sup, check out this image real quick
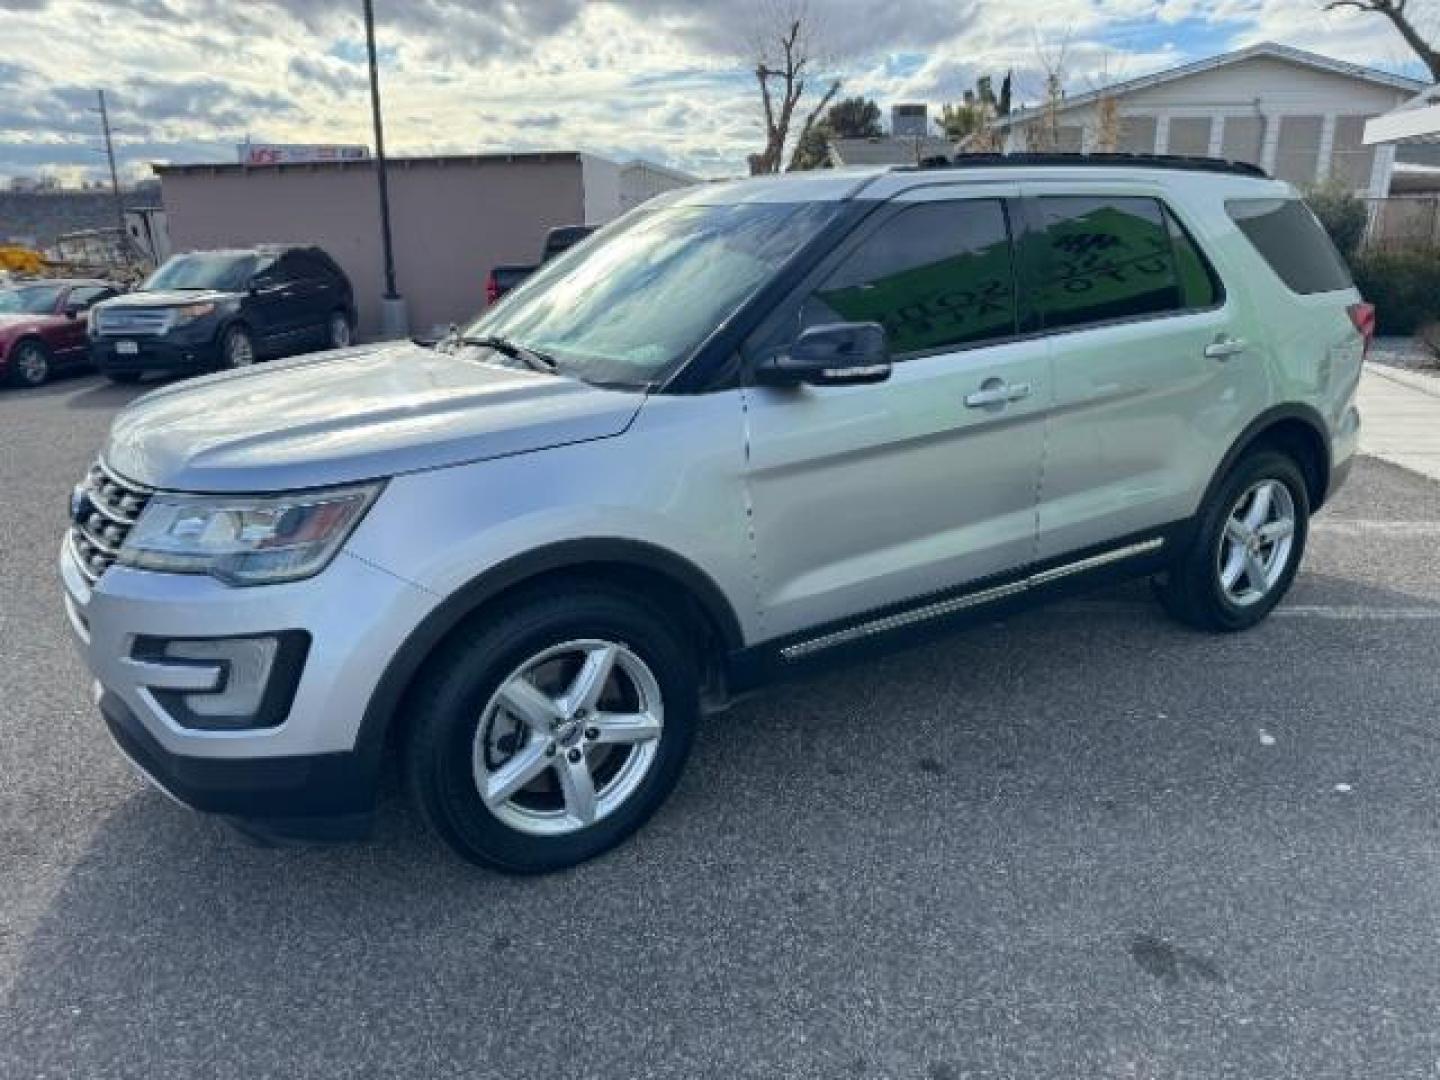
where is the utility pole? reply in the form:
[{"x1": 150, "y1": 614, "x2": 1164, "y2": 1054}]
[
  {"x1": 363, "y1": 0, "x2": 407, "y2": 338},
  {"x1": 96, "y1": 90, "x2": 129, "y2": 261}
]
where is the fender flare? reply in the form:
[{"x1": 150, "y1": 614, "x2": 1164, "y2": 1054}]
[
  {"x1": 351, "y1": 538, "x2": 744, "y2": 766},
  {"x1": 1200, "y1": 402, "x2": 1333, "y2": 513}
]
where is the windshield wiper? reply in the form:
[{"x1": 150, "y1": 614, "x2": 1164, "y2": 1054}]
[{"x1": 457, "y1": 335, "x2": 558, "y2": 374}]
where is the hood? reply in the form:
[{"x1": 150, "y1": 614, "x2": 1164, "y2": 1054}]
[
  {"x1": 101, "y1": 289, "x2": 237, "y2": 309},
  {"x1": 105, "y1": 341, "x2": 646, "y2": 492}
]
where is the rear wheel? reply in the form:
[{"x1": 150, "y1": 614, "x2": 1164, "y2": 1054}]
[
  {"x1": 326, "y1": 310, "x2": 352, "y2": 350},
  {"x1": 1153, "y1": 450, "x2": 1309, "y2": 632},
  {"x1": 406, "y1": 586, "x2": 698, "y2": 873},
  {"x1": 221, "y1": 325, "x2": 256, "y2": 369},
  {"x1": 7, "y1": 340, "x2": 50, "y2": 388}
]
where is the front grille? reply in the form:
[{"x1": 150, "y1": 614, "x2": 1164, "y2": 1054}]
[
  {"x1": 95, "y1": 307, "x2": 171, "y2": 336},
  {"x1": 69, "y1": 461, "x2": 153, "y2": 583}
]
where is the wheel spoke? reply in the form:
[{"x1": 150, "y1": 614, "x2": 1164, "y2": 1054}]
[
  {"x1": 590, "y1": 710, "x2": 662, "y2": 746},
  {"x1": 497, "y1": 676, "x2": 561, "y2": 733},
  {"x1": 561, "y1": 643, "x2": 617, "y2": 715},
  {"x1": 481, "y1": 742, "x2": 552, "y2": 807},
  {"x1": 1257, "y1": 519, "x2": 1294, "y2": 544},
  {"x1": 1244, "y1": 548, "x2": 1269, "y2": 592},
  {"x1": 1225, "y1": 517, "x2": 1253, "y2": 546},
  {"x1": 1244, "y1": 482, "x2": 1275, "y2": 530},
  {"x1": 1220, "y1": 546, "x2": 1246, "y2": 591},
  {"x1": 557, "y1": 755, "x2": 598, "y2": 824}
]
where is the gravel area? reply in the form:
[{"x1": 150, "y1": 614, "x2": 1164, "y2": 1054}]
[{"x1": 1368, "y1": 335, "x2": 1439, "y2": 376}]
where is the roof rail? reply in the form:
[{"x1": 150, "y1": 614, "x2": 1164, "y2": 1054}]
[{"x1": 902, "y1": 152, "x2": 1269, "y2": 179}]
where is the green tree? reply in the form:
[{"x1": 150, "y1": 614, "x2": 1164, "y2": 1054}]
[
  {"x1": 826, "y1": 96, "x2": 883, "y2": 139},
  {"x1": 935, "y1": 72, "x2": 1012, "y2": 147}
]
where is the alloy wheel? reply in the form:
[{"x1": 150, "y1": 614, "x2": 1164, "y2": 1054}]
[
  {"x1": 1216, "y1": 479, "x2": 1296, "y2": 607},
  {"x1": 226, "y1": 329, "x2": 255, "y2": 367},
  {"x1": 14, "y1": 343, "x2": 48, "y2": 386},
  {"x1": 472, "y1": 639, "x2": 664, "y2": 837}
]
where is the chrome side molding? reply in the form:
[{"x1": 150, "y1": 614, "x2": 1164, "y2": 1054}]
[{"x1": 780, "y1": 537, "x2": 1165, "y2": 661}]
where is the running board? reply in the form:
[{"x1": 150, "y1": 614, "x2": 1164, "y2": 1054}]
[{"x1": 779, "y1": 537, "x2": 1165, "y2": 661}]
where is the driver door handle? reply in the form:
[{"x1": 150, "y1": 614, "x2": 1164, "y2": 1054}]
[
  {"x1": 965, "y1": 381, "x2": 1032, "y2": 408},
  {"x1": 1204, "y1": 337, "x2": 1248, "y2": 361}
]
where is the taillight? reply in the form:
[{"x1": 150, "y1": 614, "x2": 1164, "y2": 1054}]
[
  {"x1": 1348, "y1": 301, "x2": 1376, "y2": 359},
  {"x1": 485, "y1": 272, "x2": 500, "y2": 306}
]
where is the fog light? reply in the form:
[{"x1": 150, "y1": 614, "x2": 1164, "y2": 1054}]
[
  {"x1": 133, "y1": 631, "x2": 310, "y2": 731},
  {"x1": 165, "y1": 637, "x2": 278, "y2": 719}
]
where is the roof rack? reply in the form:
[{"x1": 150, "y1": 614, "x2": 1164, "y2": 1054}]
[{"x1": 903, "y1": 152, "x2": 1269, "y2": 179}]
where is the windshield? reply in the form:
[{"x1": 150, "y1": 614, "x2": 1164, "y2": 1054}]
[
  {"x1": 0, "y1": 284, "x2": 63, "y2": 314},
  {"x1": 143, "y1": 252, "x2": 261, "y2": 292},
  {"x1": 462, "y1": 201, "x2": 841, "y2": 387}
]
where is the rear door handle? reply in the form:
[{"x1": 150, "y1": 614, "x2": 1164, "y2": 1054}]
[
  {"x1": 965, "y1": 381, "x2": 1032, "y2": 408},
  {"x1": 1204, "y1": 338, "x2": 1248, "y2": 360}
]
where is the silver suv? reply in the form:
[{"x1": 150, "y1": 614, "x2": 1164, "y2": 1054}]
[{"x1": 61, "y1": 158, "x2": 1370, "y2": 872}]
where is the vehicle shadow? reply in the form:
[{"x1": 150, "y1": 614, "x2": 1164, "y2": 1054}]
[{"x1": 5, "y1": 572, "x2": 1440, "y2": 1076}]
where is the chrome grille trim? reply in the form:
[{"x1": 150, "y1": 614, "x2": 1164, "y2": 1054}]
[
  {"x1": 95, "y1": 307, "x2": 172, "y2": 336},
  {"x1": 69, "y1": 459, "x2": 154, "y2": 582}
]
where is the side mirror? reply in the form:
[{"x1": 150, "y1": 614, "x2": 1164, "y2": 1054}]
[
  {"x1": 63, "y1": 303, "x2": 83, "y2": 320},
  {"x1": 756, "y1": 322, "x2": 891, "y2": 387}
]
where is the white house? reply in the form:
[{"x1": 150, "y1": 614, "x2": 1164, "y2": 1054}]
[{"x1": 995, "y1": 42, "x2": 1426, "y2": 197}]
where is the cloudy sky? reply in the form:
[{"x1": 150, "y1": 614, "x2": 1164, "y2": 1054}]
[{"x1": 0, "y1": 0, "x2": 1433, "y2": 184}]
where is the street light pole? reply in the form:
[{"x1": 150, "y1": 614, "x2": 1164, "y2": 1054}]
[{"x1": 363, "y1": 0, "x2": 407, "y2": 337}]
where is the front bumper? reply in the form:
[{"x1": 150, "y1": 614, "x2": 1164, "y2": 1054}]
[
  {"x1": 61, "y1": 538, "x2": 437, "y2": 827},
  {"x1": 90, "y1": 333, "x2": 222, "y2": 373}
]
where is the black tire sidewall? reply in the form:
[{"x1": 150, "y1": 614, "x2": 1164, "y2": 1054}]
[
  {"x1": 409, "y1": 590, "x2": 698, "y2": 873},
  {"x1": 328, "y1": 311, "x2": 351, "y2": 349},
  {"x1": 1184, "y1": 451, "x2": 1310, "y2": 631}
]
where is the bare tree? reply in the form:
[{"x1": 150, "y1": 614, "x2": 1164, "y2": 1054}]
[
  {"x1": 1325, "y1": 0, "x2": 1440, "y2": 81},
  {"x1": 745, "y1": 3, "x2": 842, "y2": 175},
  {"x1": 1026, "y1": 30, "x2": 1071, "y2": 152}
]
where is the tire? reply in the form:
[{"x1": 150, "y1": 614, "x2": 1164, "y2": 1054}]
[
  {"x1": 105, "y1": 371, "x2": 143, "y2": 385},
  {"x1": 6, "y1": 339, "x2": 50, "y2": 388},
  {"x1": 405, "y1": 585, "x2": 699, "y2": 873},
  {"x1": 1153, "y1": 449, "x2": 1310, "y2": 632},
  {"x1": 326, "y1": 310, "x2": 353, "y2": 350},
  {"x1": 220, "y1": 325, "x2": 256, "y2": 369}
]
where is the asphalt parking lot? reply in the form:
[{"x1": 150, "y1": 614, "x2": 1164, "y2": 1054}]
[{"x1": 3, "y1": 370, "x2": 1440, "y2": 1080}]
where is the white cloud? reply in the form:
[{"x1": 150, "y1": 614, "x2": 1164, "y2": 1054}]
[{"x1": 0, "y1": 0, "x2": 1430, "y2": 184}]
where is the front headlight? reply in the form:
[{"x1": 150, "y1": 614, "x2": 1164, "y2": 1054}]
[
  {"x1": 118, "y1": 482, "x2": 382, "y2": 585},
  {"x1": 169, "y1": 302, "x2": 217, "y2": 328}
]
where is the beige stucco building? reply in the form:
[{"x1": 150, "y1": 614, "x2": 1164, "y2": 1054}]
[{"x1": 155, "y1": 152, "x2": 694, "y2": 339}]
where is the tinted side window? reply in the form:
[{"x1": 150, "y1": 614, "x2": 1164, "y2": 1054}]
[
  {"x1": 1164, "y1": 206, "x2": 1223, "y2": 309},
  {"x1": 1227, "y1": 198, "x2": 1353, "y2": 295},
  {"x1": 1027, "y1": 196, "x2": 1183, "y2": 331},
  {"x1": 802, "y1": 200, "x2": 1017, "y2": 355}
]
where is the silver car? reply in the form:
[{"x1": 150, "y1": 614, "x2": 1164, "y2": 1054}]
[{"x1": 61, "y1": 158, "x2": 1369, "y2": 871}]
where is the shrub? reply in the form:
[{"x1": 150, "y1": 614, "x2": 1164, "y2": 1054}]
[
  {"x1": 1350, "y1": 248, "x2": 1440, "y2": 336},
  {"x1": 1303, "y1": 180, "x2": 1370, "y2": 261}
]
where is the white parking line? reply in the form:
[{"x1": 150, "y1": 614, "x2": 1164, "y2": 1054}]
[
  {"x1": 1050, "y1": 600, "x2": 1440, "y2": 620},
  {"x1": 1312, "y1": 520, "x2": 1440, "y2": 537}
]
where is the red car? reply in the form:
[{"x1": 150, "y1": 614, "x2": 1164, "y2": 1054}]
[{"x1": 0, "y1": 279, "x2": 122, "y2": 388}]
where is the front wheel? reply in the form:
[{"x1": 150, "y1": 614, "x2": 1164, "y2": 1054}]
[
  {"x1": 406, "y1": 586, "x2": 698, "y2": 873},
  {"x1": 220, "y1": 325, "x2": 256, "y2": 369},
  {"x1": 7, "y1": 340, "x2": 50, "y2": 388},
  {"x1": 1153, "y1": 450, "x2": 1310, "y2": 632}
]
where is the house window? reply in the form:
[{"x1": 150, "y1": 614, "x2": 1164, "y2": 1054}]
[
  {"x1": 1330, "y1": 115, "x2": 1378, "y2": 191},
  {"x1": 1167, "y1": 117, "x2": 1212, "y2": 158},
  {"x1": 1274, "y1": 115, "x2": 1324, "y2": 184},
  {"x1": 1221, "y1": 116, "x2": 1266, "y2": 166}
]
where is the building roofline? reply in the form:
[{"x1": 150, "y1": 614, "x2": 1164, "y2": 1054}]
[
  {"x1": 994, "y1": 41, "x2": 1426, "y2": 129},
  {"x1": 151, "y1": 151, "x2": 584, "y2": 176}
]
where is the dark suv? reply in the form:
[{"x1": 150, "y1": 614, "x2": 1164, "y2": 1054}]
[{"x1": 90, "y1": 245, "x2": 356, "y2": 383}]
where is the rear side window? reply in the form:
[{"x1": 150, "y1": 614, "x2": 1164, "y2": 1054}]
[
  {"x1": 803, "y1": 199, "x2": 1018, "y2": 355},
  {"x1": 1027, "y1": 196, "x2": 1198, "y2": 331},
  {"x1": 1226, "y1": 198, "x2": 1353, "y2": 295}
]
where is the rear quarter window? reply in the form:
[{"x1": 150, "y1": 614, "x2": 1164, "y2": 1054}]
[{"x1": 1226, "y1": 198, "x2": 1354, "y2": 295}]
